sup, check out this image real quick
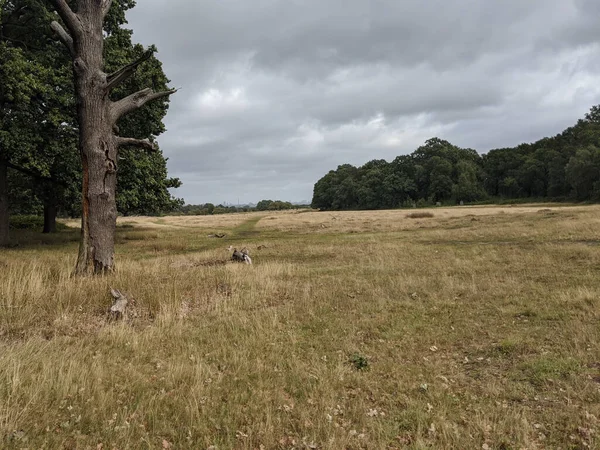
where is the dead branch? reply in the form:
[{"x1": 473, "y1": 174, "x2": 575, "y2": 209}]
[
  {"x1": 101, "y1": 0, "x2": 112, "y2": 18},
  {"x1": 50, "y1": 21, "x2": 74, "y2": 55},
  {"x1": 108, "y1": 288, "x2": 128, "y2": 320},
  {"x1": 106, "y1": 49, "x2": 154, "y2": 91},
  {"x1": 115, "y1": 136, "x2": 156, "y2": 151},
  {"x1": 50, "y1": 0, "x2": 81, "y2": 36},
  {"x1": 111, "y1": 87, "x2": 177, "y2": 122}
]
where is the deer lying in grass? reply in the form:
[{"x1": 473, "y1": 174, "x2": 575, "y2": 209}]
[{"x1": 231, "y1": 247, "x2": 252, "y2": 264}]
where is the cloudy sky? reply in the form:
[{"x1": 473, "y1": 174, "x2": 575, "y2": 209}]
[{"x1": 127, "y1": 0, "x2": 600, "y2": 205}]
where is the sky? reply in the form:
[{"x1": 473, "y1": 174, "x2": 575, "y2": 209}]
[{"x1": 127, "y1": 0, "x2": 600, "y2": 205}]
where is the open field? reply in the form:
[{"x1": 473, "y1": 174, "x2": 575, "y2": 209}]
[{"x1": 1, "y1": 204, "x2": 599, "y2": 449}]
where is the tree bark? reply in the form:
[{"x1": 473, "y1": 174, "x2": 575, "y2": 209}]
[
  {"x1": 43, "y1": 197, "x2": 58, "y2": 234},
  {"x1": 74, "y1": 17, "x2": 117, "y2": 274},
  {"x1": 50, "y1": 0, "x2": 176, "y2": 275},
  {"x1": 0, "y1": 160, "x2": 10, "y2": 247},
  {"x1": 51, "y1": 0, "x2": 117, "y2": 274}
]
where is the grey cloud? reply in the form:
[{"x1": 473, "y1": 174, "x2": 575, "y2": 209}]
[{"x1": 126, "y1": 0, "x2": 600, "y2": 204}]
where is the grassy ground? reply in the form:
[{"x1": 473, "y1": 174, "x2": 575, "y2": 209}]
[{"x1": 1, "y1": 205, "x2": 599, "y2": 449}]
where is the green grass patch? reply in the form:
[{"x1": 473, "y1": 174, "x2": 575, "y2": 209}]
[{"x1": 517, "y1": 356, "x2": 581, "y2": 386}]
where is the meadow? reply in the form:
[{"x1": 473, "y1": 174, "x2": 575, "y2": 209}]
[{"x1": 1, "y1": 204, "x2": 599, "y2": 449}]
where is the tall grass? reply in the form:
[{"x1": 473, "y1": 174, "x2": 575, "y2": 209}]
[{"x1": 0, "y1": 204, "x2": 599, "y2": 448}]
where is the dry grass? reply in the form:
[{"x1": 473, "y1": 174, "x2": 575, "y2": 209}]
[
  {"x1": 406, "y1": 212, "x2": 435, "y2": 219},
  {"x1": 1, "y1": 205, "x2": 599, "y2": 449},
  {"x1": 62, "y1": 211, "x2": 265, "y2": 231}
]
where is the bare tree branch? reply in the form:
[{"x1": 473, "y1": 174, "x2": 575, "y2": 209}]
[
  {"x1": 115, "y1": 136, "x2": 156, "y2": 151},
  {"x1": 50, "y1": 21, "x2": 74, "y2": 55},
  {"x1": 110, "y1": 87, "x2": 177, "y2": 122},
  {"x1": 106, "y1": 49, "x2": 154, "y2": 92},
  {"x1": 102, "y1": 0, "x2": 113, "y2": 18},
  {"x1": 50, "y1": 0, "x2": 81, "y2": 36}
]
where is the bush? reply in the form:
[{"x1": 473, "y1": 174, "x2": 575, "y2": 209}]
[{"x1": 406, "y1": 212, "x2": 434, "y2": 219}]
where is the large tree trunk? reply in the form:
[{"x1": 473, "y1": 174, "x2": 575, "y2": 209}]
[
  {"x1": 0, "y1": 160, "x2": 9, "y2": 247},
  {"x1": 50, "y1": 0, "x2": 176, "y2": 275},
  {"x1": 69, "y1": 2, "x2": 117, "y2": 274},
  {"x1": 42, "y1": 197, "x2": 58, "y2": 234}
]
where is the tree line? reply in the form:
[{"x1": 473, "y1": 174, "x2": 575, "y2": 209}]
[
  {"x1": 1, "y1": 0, "x2": 182, "y2": 252},
  {"x1": 175, "y1": 200, "x2": 307, "y2": 216},
  {"x1": 312, "y1": 106, "x2": 600, "y2": 210}
]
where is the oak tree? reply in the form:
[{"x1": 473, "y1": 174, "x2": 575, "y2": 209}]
[{"x1": 50, "y1": 0, "x2": 176, "y2": 274}]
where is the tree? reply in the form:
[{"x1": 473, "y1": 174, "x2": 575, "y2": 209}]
[
  {"x1": 104, "y1": 21, "x2": 183, "y2": 217},
  {"x1": 49, "y1": 0, "x2": 176, "y2": 274},
  {"x1": 566, "y1": 146, "x2": 600, "y2": 200},
  {"x1": 310, "y1": 105, "x2": 600, "y2": 209},
  {"x1": 452, "y1": 160, "x2": 486, "y2": 202},
  {"x1": 311, "y1": 172, "x2": 336, "y2": 210},
  {"x1": 1, "y1": 0, "x2": 79, "y2": 238},
  {"x1": 427, "y1": 156, "x2": 453, "y2": 201},
  {"x1": 0, "y1": 31, "x2": 47, "y2": 245},
  {"x1": 256, "y1": 199, "x2": 273, "y2": 211}
]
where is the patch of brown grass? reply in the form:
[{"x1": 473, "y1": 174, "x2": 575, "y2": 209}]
[
  {"x1": 406, "y1": 211, "x2": 435, "y2": 219},
  {"x1": 1, "y1": 205, "x2": 599, "y2": 449}
]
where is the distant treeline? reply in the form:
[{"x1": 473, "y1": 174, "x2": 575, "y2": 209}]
[
  {"x1": 174, "y1": 199, "x2": 309, "y2": 215},
  {"x1": 312, "y1": 105, "x2": 600, "y2": 210}
]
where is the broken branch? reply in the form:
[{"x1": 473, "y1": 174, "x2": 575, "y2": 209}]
[
  {"x1": 108, "y1": 288, "x2": 128, "y2": 320},
  {"x1": 115, "y1": 136, "x2": 156, "y2": 151},
  {"x1": 50, "y1": 21, "x2": 74, "y2": 55},
  {"x1": 110, "y1": 88, "x2": 177, "y2": 122},
  {"x1": 50, "y1": 0, "x2": 81, "y2": 36},
  {"x1": 102, "y1": 0, "x2": 113, "y2": 18},
  {"x1": 106, "y1": 49, "x2": 154, "y2": 91}
]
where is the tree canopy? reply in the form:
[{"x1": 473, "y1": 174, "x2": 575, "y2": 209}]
[
  {"x1": 312, "y1": 106, "x2": 600, "y2": 210},
  {"x1": 0, "y1": 0, "x2": 181, "y2": 245}
]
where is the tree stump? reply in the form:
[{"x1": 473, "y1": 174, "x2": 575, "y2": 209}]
[{"x1": 108, "y1": 288, "x2": 129, "y2": 320}]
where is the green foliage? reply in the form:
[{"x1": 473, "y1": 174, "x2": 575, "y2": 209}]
[
  {"x1": 174, "y1": 200, "x2": 305, "y2": 215},
  {"x1": 9, "y1": 215, "x2": 68, "y2": 231},
  {"x1": 312, "y1": 139, "x2": 487, "y2": 210},
  {"x1": 348, "y1": 353, "x2": 370, "y2": 371},
  {"x1": 117, "y1": 146, "x2": 183, "y2": 215},
  {"x1": 565, "y1": 145, "x2": 600, "y2": 200},
  {"x1": 256, "y1": 200, "x2": 294, "y2": 211},
  {"x1": 0, "y1": 0, "x2": 182, "y2": 223},
  {"x1": 517, "y1": 356, "x2": 580, "y2": 387},
  {"x1": 312, "y1": 106, "x2": 600, "y2": 210}
]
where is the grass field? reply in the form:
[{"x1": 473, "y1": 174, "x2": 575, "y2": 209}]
[{"x1": 1, "y1": 205, "x2": 599, "y2": 449}]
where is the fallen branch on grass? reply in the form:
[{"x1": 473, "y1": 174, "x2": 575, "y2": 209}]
[{"x1": 108, "y1": 288, "x2": 129, "y2": 320}]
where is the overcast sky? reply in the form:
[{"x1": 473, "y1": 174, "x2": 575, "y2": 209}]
[{"x1": 127, "y1": 0, "x2": 600, "y2": 205}]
